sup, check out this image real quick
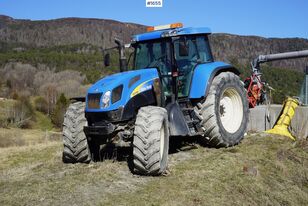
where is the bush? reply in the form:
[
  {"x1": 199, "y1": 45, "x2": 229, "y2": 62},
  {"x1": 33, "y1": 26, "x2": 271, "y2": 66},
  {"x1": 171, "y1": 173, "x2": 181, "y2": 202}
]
[
  {"x1": 12, "y1": 96, "x2": 35, "y2": 128},
  {"x1": 51, "y1": 93, "x2": 69, "y2": 128},
  {"x1": 34, "y1": 96, "x2": 48, "y2": 114},
  {"x1": 6, "y1": 79, "x2": 12, "y2": 89},
  {"x1": 11, "y1": 90, "x2": 19, "y2": 100}
]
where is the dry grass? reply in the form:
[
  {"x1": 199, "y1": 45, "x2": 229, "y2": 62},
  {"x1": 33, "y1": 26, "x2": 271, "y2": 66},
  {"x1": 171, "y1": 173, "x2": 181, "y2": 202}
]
[
  {"x1": 101, "y1": 134, "x2": 308, "y2": 206},
  {"x1": 0, "y1": 128, "x2": 61, "y2": 147},
  {"x1": 0, "y1": 141, "x2": 152, "y2": 206},
  {"x1": 0, "y1": 133, "x2": 307, "y2": 206}
]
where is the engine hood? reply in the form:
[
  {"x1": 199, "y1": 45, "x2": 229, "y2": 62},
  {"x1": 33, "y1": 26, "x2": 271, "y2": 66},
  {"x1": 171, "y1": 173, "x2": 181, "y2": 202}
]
[{"x1": 86, "y1": 68, "x2": 159, "y2": 112}]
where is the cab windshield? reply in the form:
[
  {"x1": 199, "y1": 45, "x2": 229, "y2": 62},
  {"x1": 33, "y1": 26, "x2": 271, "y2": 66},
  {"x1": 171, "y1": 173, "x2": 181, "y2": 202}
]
[
  {"x1": 133, "y1": 39, "x2": 171, "y2": 76},
  {"x1": 133, "y1": 40, "x2": 172, "y2": 97}
]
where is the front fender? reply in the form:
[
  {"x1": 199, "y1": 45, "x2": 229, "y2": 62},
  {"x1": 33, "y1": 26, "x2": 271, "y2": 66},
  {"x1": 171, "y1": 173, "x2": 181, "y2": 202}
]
[{"x1": 189, "y1": 61, "x2": 240, "y2": 99}]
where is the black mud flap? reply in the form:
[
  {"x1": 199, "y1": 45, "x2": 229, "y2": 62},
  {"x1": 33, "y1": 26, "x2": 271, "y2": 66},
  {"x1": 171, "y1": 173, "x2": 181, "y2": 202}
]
[{"x1": 166, "y1": 102, "x2": 190, "y2": 136}]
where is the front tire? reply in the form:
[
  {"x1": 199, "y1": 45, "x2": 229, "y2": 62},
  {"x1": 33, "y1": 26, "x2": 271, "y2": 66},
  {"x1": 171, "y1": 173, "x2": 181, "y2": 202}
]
[
  {"x1": 198, "y1": 72, "x2": 249, "y2": 147},
  {"x1": 62, "y1": 102, "x2": 91, "y2": 163},
  {"x1": 133, "y1": 106, "x2": 169, "y2": 175}
]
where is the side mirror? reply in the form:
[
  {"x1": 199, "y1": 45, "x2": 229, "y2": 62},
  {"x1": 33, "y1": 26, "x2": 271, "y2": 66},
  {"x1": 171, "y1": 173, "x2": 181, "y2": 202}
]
[
  {"x1": 104, "y1": 53, "x2": 110, "y2": 67},
  {"x1": 179, "y1": 38, "x2": 189, "y2": 57}
]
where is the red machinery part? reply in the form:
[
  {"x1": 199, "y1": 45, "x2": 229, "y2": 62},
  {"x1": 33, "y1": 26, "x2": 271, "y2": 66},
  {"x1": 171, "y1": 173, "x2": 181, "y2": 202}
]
[{"x1": 244, "y1": 76, "x2": 262, "y2": 108}]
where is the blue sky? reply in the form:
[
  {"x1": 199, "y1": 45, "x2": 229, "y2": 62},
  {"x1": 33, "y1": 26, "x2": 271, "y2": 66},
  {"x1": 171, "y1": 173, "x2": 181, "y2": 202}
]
[{"x1": 0, "y1": 0, "x2": 307, "y2": 38}]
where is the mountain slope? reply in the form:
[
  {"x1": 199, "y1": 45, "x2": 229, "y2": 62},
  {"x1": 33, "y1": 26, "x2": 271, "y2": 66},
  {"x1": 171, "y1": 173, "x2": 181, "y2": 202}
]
[
  {"x1": 1, "y1": 15, "x2": 308, "y2": 71},
  {"x1": 0, "y1": 15, "x2": 146, "y2": 48},
  {"x1": 210, "y1": 33, "x2": 308, "y2": 71}
]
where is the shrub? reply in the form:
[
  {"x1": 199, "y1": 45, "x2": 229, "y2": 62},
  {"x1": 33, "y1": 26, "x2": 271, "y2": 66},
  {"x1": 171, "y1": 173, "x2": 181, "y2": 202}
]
[
  {"x1": 5, "y1": 96, "x2": 35, "y2": 128},
  {"x1": 51, "y1": 93, "x2": 69, "y2": 128},
  {"x1": 11, "y1": 90, "x2": 19, "y2": 100},
  {"x1": 34, "y1": 96, "x2": 48, "y2": 114}
]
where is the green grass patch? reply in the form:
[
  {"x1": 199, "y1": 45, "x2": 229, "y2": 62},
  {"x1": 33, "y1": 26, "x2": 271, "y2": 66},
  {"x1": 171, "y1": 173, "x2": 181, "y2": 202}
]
[{"x1": 32, "y1": 111, "x2": 54, "y2": 131}]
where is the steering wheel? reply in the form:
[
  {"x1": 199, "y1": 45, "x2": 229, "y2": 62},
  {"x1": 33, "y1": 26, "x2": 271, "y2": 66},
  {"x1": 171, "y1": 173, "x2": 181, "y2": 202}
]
[{"x1": 146, "y1": 55, "x2": 167, "y2": 68}]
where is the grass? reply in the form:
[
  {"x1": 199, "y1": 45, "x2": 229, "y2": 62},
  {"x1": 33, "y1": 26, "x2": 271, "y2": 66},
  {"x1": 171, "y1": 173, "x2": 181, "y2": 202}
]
[
  {"x1": 0, "y1": 98, "x2": 55, "y2": 131},
  {"x1": 0, "y1": 141, "x2": 147, "y2": 206},
  {"x1": 0, "y1": 133, "x2": 307, "y2": 206},
  {"x1": 101, "y1": 134, "x2": 308, "y2": 206},
  {"x1": 0, "y1": 99, "x2": 16, "y2": 126},
  {"x1": 32, "y1": 111, "x2": 54, "y2": 131},
  {"x1": 0, "y1": 128, "x2": 61, "y2": 147}
]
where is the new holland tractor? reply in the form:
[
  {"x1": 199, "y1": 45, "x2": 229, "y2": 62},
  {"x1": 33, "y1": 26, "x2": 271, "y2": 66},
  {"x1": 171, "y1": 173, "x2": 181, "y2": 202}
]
[{"x1": 62, "y1": 23, "x2": 249, "y2": 175}]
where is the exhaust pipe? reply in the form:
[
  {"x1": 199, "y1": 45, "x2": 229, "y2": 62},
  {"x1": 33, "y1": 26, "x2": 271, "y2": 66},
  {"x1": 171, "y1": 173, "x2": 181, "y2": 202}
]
[{"x1": 114, "y1": 38, "x2": 127, "y2": 72}]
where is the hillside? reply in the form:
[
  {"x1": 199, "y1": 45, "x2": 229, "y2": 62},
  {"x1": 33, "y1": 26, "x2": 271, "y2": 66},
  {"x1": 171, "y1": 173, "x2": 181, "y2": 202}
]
[
  {"x1": 1, "y1": 15, "x2": 308, "y2": 71},
  {"x1": 210, "y1": 34, "x2": 308, "y2": 71},
  {"x1": 0, "y1": 15, "x2": 146, "y2": 48}
]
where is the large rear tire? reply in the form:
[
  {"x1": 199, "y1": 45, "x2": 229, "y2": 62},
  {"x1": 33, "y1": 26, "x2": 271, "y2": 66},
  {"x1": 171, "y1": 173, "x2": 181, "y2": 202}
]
[
  {"x1": 62, "y1": 102, "x2": 91, "y2": 163},
  {"x1": 133, "y1": 106, "x2": 169, "y2": 176},
  {"x1": 198, "y1": 72, "x2": 249, "y2": 147}
]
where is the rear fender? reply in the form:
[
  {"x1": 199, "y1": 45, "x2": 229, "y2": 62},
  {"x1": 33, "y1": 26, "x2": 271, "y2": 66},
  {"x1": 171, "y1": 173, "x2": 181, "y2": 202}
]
[{"x1": 189, "y1": 62, "x2": 240, "y2": 99}]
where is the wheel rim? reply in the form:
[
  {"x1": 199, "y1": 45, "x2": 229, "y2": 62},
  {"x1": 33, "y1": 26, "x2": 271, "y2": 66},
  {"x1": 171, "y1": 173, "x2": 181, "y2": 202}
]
[
  {"x1": 160, "y1": 124, "x2": 165, "y2": 159},
  {"x1": 219, "y1": 88, "x2": 243, "y2": 133}
]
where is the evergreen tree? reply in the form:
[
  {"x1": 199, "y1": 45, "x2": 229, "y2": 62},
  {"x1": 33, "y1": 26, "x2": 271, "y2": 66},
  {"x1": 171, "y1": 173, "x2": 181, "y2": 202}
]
[{"x1": 51, "y1": 93, "x2": 69, "y2": 128}]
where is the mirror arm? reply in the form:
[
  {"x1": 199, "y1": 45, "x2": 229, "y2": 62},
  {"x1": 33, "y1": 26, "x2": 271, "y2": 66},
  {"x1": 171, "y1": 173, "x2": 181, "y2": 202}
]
[{"x1": 115, "y1": 38, "x2": 127, "y2": 72}]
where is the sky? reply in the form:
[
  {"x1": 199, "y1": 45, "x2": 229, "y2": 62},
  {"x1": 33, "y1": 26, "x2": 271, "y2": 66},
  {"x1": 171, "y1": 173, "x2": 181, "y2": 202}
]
[{"x1": 0, "y1": 0, "x2": 307, "y2": 38}]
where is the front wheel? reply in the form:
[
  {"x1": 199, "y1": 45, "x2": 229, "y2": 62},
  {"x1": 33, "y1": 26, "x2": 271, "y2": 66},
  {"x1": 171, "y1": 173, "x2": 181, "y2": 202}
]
[
  {"x1": 62, "y1": 102, "x2": 91, "y2": 163},
  {"x1": 133, "y1": 106, "x2": 169, "y2": 176},
  {"x1": 198, "y1": 72, "x2": 249, "y2": 147}
]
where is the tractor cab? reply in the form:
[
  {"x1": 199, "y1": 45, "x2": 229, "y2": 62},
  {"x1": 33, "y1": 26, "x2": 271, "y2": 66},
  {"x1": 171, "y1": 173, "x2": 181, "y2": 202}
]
[{"x1": 131, "y1": 23, "x2": 214, "y2": 102}]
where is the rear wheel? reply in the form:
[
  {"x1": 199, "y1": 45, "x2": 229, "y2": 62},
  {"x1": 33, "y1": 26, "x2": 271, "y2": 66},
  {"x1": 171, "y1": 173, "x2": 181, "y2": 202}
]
[
  {"x1": 198, "y1": 72, "x2": 249, "y2": 147},
  {"x1": 133, "y1": 106, "x2": 169, "y2": 175},
  {"x1": 62, "y1": 102, "x2": 91, "y2": 163}
]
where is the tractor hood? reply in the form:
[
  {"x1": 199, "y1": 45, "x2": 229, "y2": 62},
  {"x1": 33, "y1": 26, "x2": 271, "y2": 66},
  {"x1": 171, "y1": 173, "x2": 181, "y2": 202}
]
[{"x1": 86, "y1": 68, "x2": 159, "y2": 112}]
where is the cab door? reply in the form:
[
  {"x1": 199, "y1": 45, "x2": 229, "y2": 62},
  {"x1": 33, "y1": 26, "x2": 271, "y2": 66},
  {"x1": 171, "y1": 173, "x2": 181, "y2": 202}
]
[
  {"x1": 134, "y1": 40, "x2": 173, "y2": 101},
  {"x1": 173, "y1": 35, "x2": 213, "y2": 97}
]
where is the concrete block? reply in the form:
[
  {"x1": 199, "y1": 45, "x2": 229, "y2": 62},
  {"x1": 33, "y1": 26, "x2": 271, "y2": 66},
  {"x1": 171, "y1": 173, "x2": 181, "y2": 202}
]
[{"x1": 248, "y1": 104, "x2": 308, "y2": 139}]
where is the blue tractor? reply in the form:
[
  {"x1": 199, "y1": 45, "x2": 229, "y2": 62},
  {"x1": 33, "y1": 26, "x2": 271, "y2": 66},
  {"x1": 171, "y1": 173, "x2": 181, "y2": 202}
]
[{"x1": 62, "y1": 23, "x2": 249, "y2": 175}]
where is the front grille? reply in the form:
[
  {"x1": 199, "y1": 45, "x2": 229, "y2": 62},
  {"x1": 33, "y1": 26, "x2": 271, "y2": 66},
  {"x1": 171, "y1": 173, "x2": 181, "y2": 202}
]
[{"x1": 87, "y1": 93, "x2": 102, "y2": 109}]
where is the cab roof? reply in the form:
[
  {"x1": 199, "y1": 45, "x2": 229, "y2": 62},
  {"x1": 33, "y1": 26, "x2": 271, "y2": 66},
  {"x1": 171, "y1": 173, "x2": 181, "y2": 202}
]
[{"x1": 132, "y1": 27, "x2": 211, "y2": 42}]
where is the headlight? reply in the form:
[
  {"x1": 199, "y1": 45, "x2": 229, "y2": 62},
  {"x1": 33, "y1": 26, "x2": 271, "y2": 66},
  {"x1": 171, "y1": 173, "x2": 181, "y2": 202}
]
[{"x1": 102, "y1": 91, "x2": 111, "y2": 108}]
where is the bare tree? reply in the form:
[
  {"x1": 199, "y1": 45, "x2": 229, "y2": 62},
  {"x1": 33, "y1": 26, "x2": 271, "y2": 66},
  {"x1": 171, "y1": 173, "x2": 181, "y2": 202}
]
[{"x1": 39, "y1": 83, "x2": 58, "y2": 115}]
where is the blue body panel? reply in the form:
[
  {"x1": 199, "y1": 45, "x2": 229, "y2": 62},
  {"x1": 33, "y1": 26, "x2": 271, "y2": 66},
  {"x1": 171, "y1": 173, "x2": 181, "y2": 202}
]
[
  {"x1": 85, "y1": 69, "x2": 159, "y2": 112},
  {"x1": 133, "y1": 27, "x2": 211, "y2": 42},
  {"x1": 189, "y1": 61, "x2": 232, "y2": 99}
]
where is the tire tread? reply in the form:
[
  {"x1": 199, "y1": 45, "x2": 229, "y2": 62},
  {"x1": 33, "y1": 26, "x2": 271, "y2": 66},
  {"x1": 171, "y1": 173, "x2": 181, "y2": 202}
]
[{"x1": 62, "y1": 102, "x2": 90, "y2": 163}]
